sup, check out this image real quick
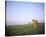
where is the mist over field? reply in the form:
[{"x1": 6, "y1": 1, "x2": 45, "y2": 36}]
[{"x1": 5, "y1": 1, "x2": 45, "y2": 36}]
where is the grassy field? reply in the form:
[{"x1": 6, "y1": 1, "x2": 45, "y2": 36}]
[{"x1": 5, "y1": 23, "x2": 45, "y2": 36}]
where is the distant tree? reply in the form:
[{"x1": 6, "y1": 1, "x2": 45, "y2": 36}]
[{"x1": 28, "y1": 22, "x2": 31, "y2": 24}]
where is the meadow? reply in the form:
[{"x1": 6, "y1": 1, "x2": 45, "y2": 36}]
[{"x1": 5, "y1": 23, "x2": 45, "y2": 36}]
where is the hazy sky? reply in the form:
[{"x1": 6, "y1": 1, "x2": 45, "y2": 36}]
[{"x1": 6, "y1": 1, "x2": 44, "y2": 26}]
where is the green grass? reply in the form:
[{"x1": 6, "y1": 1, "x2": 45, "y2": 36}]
[{"x1": 5, "y1": 23, "x2": 45, "y2": 36}]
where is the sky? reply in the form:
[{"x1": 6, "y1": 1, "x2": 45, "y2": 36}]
[{"x1": 6, "y1": 1, "x2": 45, "y2": 26}]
